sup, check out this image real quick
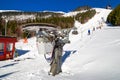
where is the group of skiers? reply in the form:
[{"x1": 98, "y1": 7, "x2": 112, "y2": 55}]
[{"x1": 36, "y1": 28, "x2": 70, "y2": 76}]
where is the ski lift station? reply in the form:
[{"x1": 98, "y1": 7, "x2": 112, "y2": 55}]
[{"x1": 0, "y1": 36, "x2": 17, "y2": 60}]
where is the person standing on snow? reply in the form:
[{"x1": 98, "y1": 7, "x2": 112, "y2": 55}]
[{"x1": 88, "y1": 29, "x2": 91, "y2": 35}]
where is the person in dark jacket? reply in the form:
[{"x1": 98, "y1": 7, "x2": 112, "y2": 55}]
[{"x1": 88, "y1": 29, "x2": 91, "y2": 35}]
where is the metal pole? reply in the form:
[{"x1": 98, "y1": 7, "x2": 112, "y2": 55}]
[{"x1": 5, "y1": 19, "x2": 8, "y2": 36}]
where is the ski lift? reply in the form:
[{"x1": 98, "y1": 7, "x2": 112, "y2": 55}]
[
  {"x1": 36, "y1": 27, "x2": 70, "y2": 63},
  {"x1": 0, "y1": 36, "x2": 17, "y2": 60},
  {"x1": 106, "y1": 4, "x2": 112, "y2": 9},
  {"x1": 106, "y1": 0, "x2": 112, "y2": 9}
]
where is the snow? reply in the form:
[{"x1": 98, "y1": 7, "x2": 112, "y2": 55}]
[
  {"x1": 1, "y1": 8, "x2": 120, "y2": 80},
  {"x1": 0, "y1": 10, "x2": 21, "y2": 12},
  {"x1": 42, "y1": 10, "x2": 65, "y2": 14},
  {"x1": 2, "y1": 14, "x2": 36, "y2": 21},
  {"x1": 63, "y1": 10, "x2": 87, "y2": 17},
  {"x1": 0, "y1": 10, "x2": 36, "y2": 21}
]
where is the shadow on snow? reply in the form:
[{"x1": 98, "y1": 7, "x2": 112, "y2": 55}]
[
  {"x1": 62, "y1": 50, "x2": 77, "y2": 64},
  {"x1": 0, "y1": 71, "x2": 19, "y2": 79},
  {"x1": 0, "y1": 63, "x2": 18, "y2": 69},
  {"x1": 15, "y1": 49, "x2": 30, "y2": 57}
]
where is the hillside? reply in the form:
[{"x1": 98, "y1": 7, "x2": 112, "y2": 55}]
[
  {"x1": 0, "y1": 8, "x2": 96, "y2": 38},
  {"x1": 1, "y1": 8, "x2": 120, "y2": 80}
]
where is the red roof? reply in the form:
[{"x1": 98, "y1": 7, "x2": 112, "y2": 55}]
[{"x1": 0, "y1": 36, "x2": 17, "y2": 42}]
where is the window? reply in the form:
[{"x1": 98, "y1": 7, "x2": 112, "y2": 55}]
[
  {"x1": 7, "y1": 43, "x2": 13, "y2": 51},
  {"x1": 0, "y1": 43, "x2": 4, "y2": 55},
  {"x1": 0, "y1": 43, "x2": 4, "y2": 51}
]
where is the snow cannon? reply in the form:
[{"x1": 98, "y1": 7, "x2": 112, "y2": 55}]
[{"x1": 0, "y1": 36, "x2": 17, "y2": 61}]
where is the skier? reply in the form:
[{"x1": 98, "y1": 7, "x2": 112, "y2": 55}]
[
  {"x1": 49, "y1": 33, "x2": 70, "y2": 76},
  {"x1": 93, "y1": 27, "x2": 95, "y2": 31},
  {"x1": 88, "y1": 29, "x2": 91, "y2": 35}
]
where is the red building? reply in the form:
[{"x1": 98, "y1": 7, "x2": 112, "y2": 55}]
[{"x1": 0, "y1": 36, "x2": 17, "y2": 60}]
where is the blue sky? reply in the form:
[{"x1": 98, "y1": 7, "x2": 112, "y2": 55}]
[{"x1": 0, "y1": 0, "x2": 120, "y2": 12}]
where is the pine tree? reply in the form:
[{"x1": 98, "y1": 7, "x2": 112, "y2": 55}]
[{"x1": 107, "y1": 4, "x2": 120, "y2": 26}]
